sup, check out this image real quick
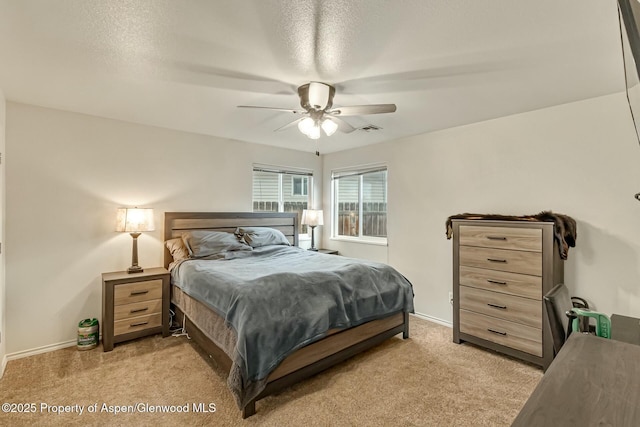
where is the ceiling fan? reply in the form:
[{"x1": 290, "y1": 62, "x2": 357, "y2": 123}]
[{"x1": 238, "y1": 81, "x2": 397, "y2": 139}]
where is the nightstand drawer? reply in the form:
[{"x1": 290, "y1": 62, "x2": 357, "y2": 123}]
[
  {"x1": 460, "y1": 309, "x2": 542, "y2": 357},
  {"x1": 459, "y1": 266, "x2": 541, "y2": 300},
  {"x1": 459, "y1": 225, "x2": 542, "y2": 252},
  {"x1": 459, "y1": 246, "x2": 542, "y2": 276},
  {"x1": 114, "y1": 280, "x2": 163, "y2": 305},
  {"x1": 114, "y1": 313, "x2": 162, "y2": 336},
  {"x1": 460, "y1": 286, "x2": 541, "y2": 328},
  {"x1": 114, "y1": 299, "x2": 163, "y2": 321}
]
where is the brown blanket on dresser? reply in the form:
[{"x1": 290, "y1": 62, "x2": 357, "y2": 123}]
[{"x1": 445, "y1": 211, "x2": 577, "y2": 260}]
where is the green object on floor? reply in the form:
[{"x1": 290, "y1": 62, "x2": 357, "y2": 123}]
[
  {"x1": 571, "y1": 308, "x2": 611, "y2": 339},
  {"x1": 77, "y1": 318, "x2": 99, "y2": 350}
]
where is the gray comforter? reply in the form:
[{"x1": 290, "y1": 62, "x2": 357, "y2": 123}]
[{"x1": 171, "y1": 245, "x2": 414, "y2": 407}]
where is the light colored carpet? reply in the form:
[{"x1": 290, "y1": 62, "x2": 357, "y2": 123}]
[{"x1": 0, "y1": 316, "x2": 542, "y2": 426}]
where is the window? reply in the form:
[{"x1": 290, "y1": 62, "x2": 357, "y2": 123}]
[
  {"x1": 291, "y1": 176, "x2": 308, "y2": 196},
  {"x1": 253, "y1": 166, "x2": 312, "y2": 234},
  {"x1": 332, "y1": 166, "x2": 387, "y2": 242}
]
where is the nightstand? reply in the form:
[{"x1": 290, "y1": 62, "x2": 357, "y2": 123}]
[
  {"x1": 102, "y1": 267, "x2": 170, "y2": 352},
  {"x1": 317, "y1": 249, "x2": 339, "y2": 255}
]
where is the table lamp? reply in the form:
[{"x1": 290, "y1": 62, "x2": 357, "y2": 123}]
[
  {"x1": 116, "y1": 207, "x2": 155, "y2": 273},
  {"x1": 301, "y1": 209, "x2": 323, "y2": 251}
]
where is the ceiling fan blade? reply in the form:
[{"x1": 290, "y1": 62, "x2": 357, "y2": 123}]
[
  {"x1": 273, "y1": 117, "x2": 306, "y2": 132},
  {"x1": 166, "y1": 60, "x2": 296, "y2": 94},
  {"x1": 328, "y1": 116, "x2": 356, "y2": 134},
  {"x1": 237, "y1": 105, "x2": 305, "y2": 114},
  {"x1": 328, "y1": 104, "x2": 397, "y2": 116}
]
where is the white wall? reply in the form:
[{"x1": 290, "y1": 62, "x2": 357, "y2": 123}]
[
  {"x1": 323, "y1": 92, "x2": 640, "y2": 323},
  {"x1": 7, "y1": 92, "x2": 640, "y2": 354},
  {"x1": 5, "y1": 103, "x2": 321, "y2": 355},
  {"x1": 0, "y1": 90, "x2": 6, "y2": 374}
]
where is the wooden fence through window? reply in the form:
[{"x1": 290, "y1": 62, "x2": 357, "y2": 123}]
[
  {"x1": 253, "y1": 201, "x2": 308, "y2": 233},
  {"x1": 338, "y1": 202, "x2": 387, "y2": 238}
]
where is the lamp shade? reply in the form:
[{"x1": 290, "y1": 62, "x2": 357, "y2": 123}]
[
  {"x1": 301, "y1": 209, "x2": 324, "y2": 227},
  {"x1": 307, "y1": 123, "x2": 321, "y2": 140},
  {"x1": 321, "y1": 118, "x2": 338, "y2": 136},
  {"x1": 298, "y1": 117, "x2": 315, "y2": 135},
  {"x1": 115, "y1": 208, "x2": 155, "y2": 232}
]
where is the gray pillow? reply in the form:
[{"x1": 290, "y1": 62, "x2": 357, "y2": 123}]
[
  {"x1": 182, "y1": 230, "x2": 252, "y2": 258},
  {"x1": 235, "y1": 227, "x2": 291, "y2": 248}
]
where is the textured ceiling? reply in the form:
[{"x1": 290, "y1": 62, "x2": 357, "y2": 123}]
[{"x1": 0, "y1": 0, "x2": 625, "y2": 154}]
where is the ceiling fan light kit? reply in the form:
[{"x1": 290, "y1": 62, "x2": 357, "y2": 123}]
[
  {"x1": 298, "y1": 115, "x2": 338, "y2": 139},
  {"x1": 238, "y1": 81, "x2": 396, "y2": 142}
]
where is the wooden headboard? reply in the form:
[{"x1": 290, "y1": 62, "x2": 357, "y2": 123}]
[{"x1": 163, "y1": 212, "x2": 299, "y2": 269}]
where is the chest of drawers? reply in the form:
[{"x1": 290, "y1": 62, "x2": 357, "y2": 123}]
[
  {"x1": 102, "y1": 267, "x2": 170, "y2": 351},
  {"x1": 452, "y1": 220, "x2": 564, "y2": 370}
]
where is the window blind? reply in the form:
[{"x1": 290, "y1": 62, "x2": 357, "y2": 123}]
[
  {"x1": 253, "y1": 166, "x2": 313, "y2": 177},
  {"x1": 331, "y1": 166, "x2": 387, "y2": 180}
]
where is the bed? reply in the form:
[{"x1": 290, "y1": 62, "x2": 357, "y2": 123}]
[{"x1": 164, "y1": 212, "x2": 414, "y2": 418}]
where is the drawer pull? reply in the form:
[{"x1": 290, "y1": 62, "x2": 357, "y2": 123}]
[
  {"x1": 487, "y1": 328, "x2": 507, "y2": 336},
  {"x1": 487, "y1": 303, "x2": 507, "y2": 310},
  {"x1": 487, "y1": 279, "x2": 507, "y2": 285},
  {"x1": 487, "y1": 236, "x2": 507, "y2": 241},
  {"x1": 130, "y1": 290, "x2": 149, "y2": 296},
  {"x1": 487, "y1": 258, "x2": 507, "y2": 263},
  {"x1": 130, "y1": 307, "x2": 149, "y2": 314},
  {"x1": 130, "y1": 321, "x2": 149, "y2": 327}
]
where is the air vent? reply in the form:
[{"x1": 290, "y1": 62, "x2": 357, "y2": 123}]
[{"x1": 358, "y1": 125, "x2": 382, "y2": 132}]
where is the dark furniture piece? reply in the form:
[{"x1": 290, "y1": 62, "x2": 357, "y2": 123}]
[
  {"x1": 544, "y1": 283, "x2": 611, "y2": 355},
  {"x1": 611, "y1": 314, "x2": 640, "y2": 345},
  {"x1": 451, "y1": 220, "x2": 564, "y2": 370},
  {"x1": 317, "y1": 248, "x2": 338, "y2": 255},
  {"x1": 102, "y1": 267, "x2": 170, "y2": 351},
  {"x1": 512, "y1": 333, "x2": 640, "y2": 426},
  {"x1": 164, "y1": 212, "x2": 410, "y2": 418},
  {"x1": 543, "y1": 283, "x2": 574, "y2": 354}
]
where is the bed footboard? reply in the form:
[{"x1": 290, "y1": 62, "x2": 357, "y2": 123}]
[{"x1": 175, "y1": 305, "x2": 409, "y2": 418}]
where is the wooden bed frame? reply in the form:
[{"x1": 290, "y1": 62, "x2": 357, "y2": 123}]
[{"x1": 164, "y1": 212, "x2": 410, "y2": 418}]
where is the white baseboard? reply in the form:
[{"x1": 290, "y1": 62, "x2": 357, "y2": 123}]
[
  {"x1": 5, "y1": 339, "x2": 77, "y2": 362},
  {"x1": 412, "y1": 311, "x2": 452, "y2": 328},
  {"x1": 1, "y1": 354, "x2": 7, "y2": 378}
]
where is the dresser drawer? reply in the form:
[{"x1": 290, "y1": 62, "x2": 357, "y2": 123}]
[
  {"x1": 114, "y1": 312, "x2": 162, "y2": 336},
  {"x1": 460, "y1": 309, "x2": 542, "y2": 357},
  {"x1": 114, "y1": 280, "x2": 163, "y2": 305},
  {"x1": 459, "y1": 225, "x2": 542, "y2": 252},
  {"x1": 114, "y1": 299, "x2": 163, "y2": 321},
  {"x1": 460, "y1": 286, "x2": 541, "y2": 328},
  {"x1": 459, "y1": 246, "x2": 542, "y2": 276},
  {"x1": 459, "y1": 266, "x2": 541, "y2": 300}
]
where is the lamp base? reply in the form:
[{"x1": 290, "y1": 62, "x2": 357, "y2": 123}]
[
  {"x1": 127, "y1": 232, "x2": 144, "y2": 274},
  {"x1": 127, "y1": 265, "x2": 144, "y2": 274},
  {"x1": 308, "y1": 225, "x2": 318, "y2": 252}
]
